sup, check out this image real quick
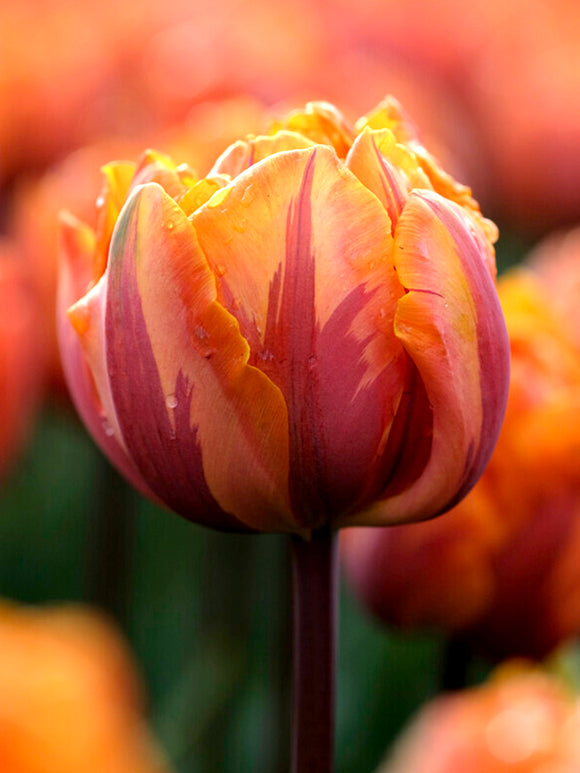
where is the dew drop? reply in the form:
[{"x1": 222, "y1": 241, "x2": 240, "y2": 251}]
[
  {"x1": 166, "y1": 394, "x2": 178, "y2": 409},
  {"x1": 216, "y1": 264, "x2": 227, "y2": 277},
  {"x1": 96, "y1": 195, "x2": 106, "y2": 209},
  {"x1": 241, "y1": 184, "x2": 254, "y2": 205},
  {"x1": 258, "y1": 349, "x2": 274, "y2": 362},
  {"x1": 102, "y1": 418, "x2": 114, "y2": 437},
  {"x1": 165, "y1": 220, "x2": 175, "y2": 231},
  {"x1": 308, "y1": 355, "x2": 317, "y2": 368},
  {"x1": 207, "y1": 186, "x2": 231, "y2": 209},
  {"x1": 194, "y1": 325, "x2": 209, "y2": 340},
  {"x1": 378, "y1": 307, "x2": 387, "y2": 319},
  {"x1": 233, "y1": 217, "x2": 248, "y2": 233}
]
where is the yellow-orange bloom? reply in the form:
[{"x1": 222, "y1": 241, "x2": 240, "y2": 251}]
[
  {"x1": 379, "y1": 664, "x2": 580, "y2": 773},
  {"x1": 0, "y1": 600, "x2": 170, "y2": 773},
  {"x1": 58, "y1": 98, "x2": 509, "y2": 535},
  {"x1": 342, "y1": 257, "x2": 580, "y2": 658}
]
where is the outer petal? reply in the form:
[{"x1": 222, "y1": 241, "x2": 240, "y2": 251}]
[
  {"x1": 58, "y1": 213, "x2": 157, "y2": 501},
  {"x1": 194, "y1": 146, "x2": 407, "y2": 526},
  {"x1": 103, "y1": 183, "x2": 295, "y2": 532},
  {"x1": 358, "y1": 189, "x2": 509, "y2": 525}
]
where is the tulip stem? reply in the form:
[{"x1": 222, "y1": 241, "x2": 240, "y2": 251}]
[{"x1": 290, "y1": 526, "x2": 338, "y2": 773}]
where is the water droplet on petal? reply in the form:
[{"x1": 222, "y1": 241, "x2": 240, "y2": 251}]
[
  {"x1": 258, "y1": 349, "x2": 274, "y2": 362},
  {"x1": 308, "y1": 355, "x2": 317, "y2": 368},
  {"x1": 96, "y1": 195, "x2": 106, "y2": 209},
  {"x1": 194, "y1": 325, "x2": 209, "y2": 340},
  {"x1": 166, "y1": 394, "x2": 178, "y2": 409},
  {"x1": 207, "y1": 186, "x2": 231, "y2": 209},
  {"x1": 233, "y1": 217, "x2": 248, "y2": 233},
  {"x1": 216, "y1": 264, "x2": 227, "y2": 277},
  {"x1": 241, "y1": 184, "x2": 255, "y2": 205},
  {"x1": 378, "y1": 307, "x2": 387, "y2": 319},
  {"x1": 165, "y1": 220, "x2": 175, "y2": 231},
  {"x1": 102, "y1": 418, "x2": 114, "y2": 437}
]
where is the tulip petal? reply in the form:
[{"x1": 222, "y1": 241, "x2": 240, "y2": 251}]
[
  {"x1": 361, "y1": 189, "x2": 509, "y2": 524},
  {"x1": 210, "y1": 130, "x2": 316, "y2": 178},
  {"x1": 194, "y1": 146, "x2": 407, "y2": 525},
  {"x1": 58, "y1": 213, "x2": 157, "y2": 501},
  {"x1": 93, "y1": 161, "x2": 136, "y2": 281},
  {"x1": 104, "y1": 183, "x2": 295, "y2": 532},
  {"x1": 268, "y1": 101, "x2": 355, "y2": 157},
  {"x1": 346, "y1": 127, "x2": 430, "y2": 232}
]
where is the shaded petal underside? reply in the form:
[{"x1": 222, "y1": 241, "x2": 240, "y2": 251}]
[{"x1": 60, "y1": 214, "x2": 156, "y2": 501}]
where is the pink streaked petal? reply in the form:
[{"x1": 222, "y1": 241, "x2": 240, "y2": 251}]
[
  {"x1": 58, "y1": 213, "x2": 156, "y2": 500},
  {"x1": 209, "y1": 130, "x2": 316, "y2": 178},
  {"x1": 105, "y1": 182, "x2": 294, "y2": 532},
  {"x1": 346, "y1": 127, "x2": 429, "y2": 231},
  {"x1": 194, "y1": 147, "x2": 407, "y2": 524},
  {"x1": 352, "y1": 189, "x2": 509, "y2": 526}
]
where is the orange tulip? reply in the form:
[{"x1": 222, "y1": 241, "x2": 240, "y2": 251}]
[
  {"x1": 342, "y1": 260, "x2": 580, "y2": 658},
  {"x1": 58, "y1": 98, "x2": 509, "y2": 534},
  {"x1": 0, "y1": 243, "x2": 43, "y2": 480},
  {"x1": 379, "y1": 663, "x2": 580, "y2": 773},
  {"x1": 527, "y1": 226, "x2": 580, "y2": 349},
  {"x1": 0, "y1": 600, "x2": 170, "y2": 773}
]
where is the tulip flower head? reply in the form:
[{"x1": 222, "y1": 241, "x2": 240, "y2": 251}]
[{"x1": 58, "y1": 98, "x2": 509, "y2": 535}]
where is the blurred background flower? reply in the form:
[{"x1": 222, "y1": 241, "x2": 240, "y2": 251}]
[
  {"x1": 1, "y1": 0, "x2": 579, "y2": 771},
  {"x1": 342, "y1": 251, "x2": 580, "y2": 661},
  {"x1": 377, "y1": 661, "x2": 580, "y2": 773},
  {"x1": 0, "y1": 600, "x2": 171, "y2": 773}
]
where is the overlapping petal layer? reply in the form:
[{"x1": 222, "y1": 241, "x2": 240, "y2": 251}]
[
  {"x1": 195, "y1": 146, "x2": 406, "y2": 526},
  {"x1": 59, "y1": 97, "x2": 509, "y2": 534}
]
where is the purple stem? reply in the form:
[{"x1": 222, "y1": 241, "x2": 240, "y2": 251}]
[{"x1": 290, "y1": 527, "x2": 338, "y2": 773}]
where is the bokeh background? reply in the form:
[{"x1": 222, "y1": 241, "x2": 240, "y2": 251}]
[{"x1": 1, "y1": 1, "x2": 580, "y2": 771}]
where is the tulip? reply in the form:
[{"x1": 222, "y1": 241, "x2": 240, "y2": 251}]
[
  {"x1": 342, "y1": 261, "x2": 580, "y2": 660},
  {"x1": 0, "y1": 599, "x2": 171, "y2": 773},
  {"x1": 378, "y1": 663, "x2": 580, "y2": 773},
  {"x1": 58, "y1": 97, "x2": 509, "y2": 772},
  {"x1": 58, "y1": 97, "x2": 509, "y2": 535}
]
